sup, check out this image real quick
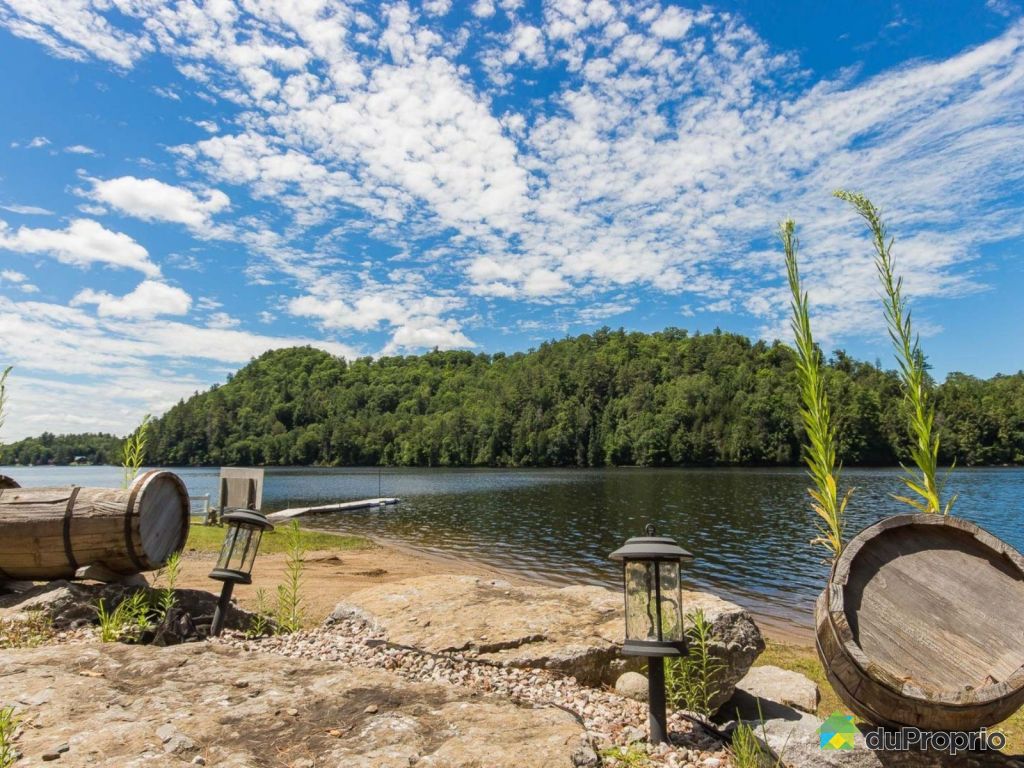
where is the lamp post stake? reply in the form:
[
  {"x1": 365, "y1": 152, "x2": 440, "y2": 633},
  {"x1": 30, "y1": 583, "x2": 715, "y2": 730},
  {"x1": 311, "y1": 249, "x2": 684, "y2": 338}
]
[
  {"x1": 210, "y1": 580, "x2": 235, "y2": 637},
  {"x1": 647, "y1": 656, "x2": 668, "y2": 744}
]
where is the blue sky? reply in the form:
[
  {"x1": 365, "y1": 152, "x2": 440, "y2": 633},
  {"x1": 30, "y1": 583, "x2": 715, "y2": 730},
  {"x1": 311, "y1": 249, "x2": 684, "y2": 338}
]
[{"x1": 0, "y1": 0, "x2": 1022, "y2": 439}]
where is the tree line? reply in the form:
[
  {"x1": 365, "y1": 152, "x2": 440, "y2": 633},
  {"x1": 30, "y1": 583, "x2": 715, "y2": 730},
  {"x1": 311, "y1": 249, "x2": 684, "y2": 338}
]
[{"x1": 2, "y1": 328, "x2": 1021, "y2": 468}]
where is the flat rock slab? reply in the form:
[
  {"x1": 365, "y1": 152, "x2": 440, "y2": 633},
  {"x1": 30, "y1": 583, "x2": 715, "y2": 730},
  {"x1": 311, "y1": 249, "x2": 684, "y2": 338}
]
[
  {"x1": 0, "y1": 642, "x2": 586, "y2": 767},
  {"x1": 329, "y1": 574, "x2": 764, "y2": 708},
  {"x1": 738, "y1": 664, "x2": 819, "y2": 713},
  {"x1": 722, "y1": 689, "x2": 1023, "y2": 768}
]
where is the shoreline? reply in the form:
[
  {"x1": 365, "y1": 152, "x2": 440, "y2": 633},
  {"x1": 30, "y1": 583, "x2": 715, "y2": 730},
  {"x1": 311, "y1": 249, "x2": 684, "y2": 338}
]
[{"x1": 175, "y1": 524, "x2": 815, "y2": 647}]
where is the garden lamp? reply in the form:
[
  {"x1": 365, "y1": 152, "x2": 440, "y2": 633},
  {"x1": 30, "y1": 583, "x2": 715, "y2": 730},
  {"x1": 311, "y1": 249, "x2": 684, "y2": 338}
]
[
  {"x1": 610, "y1": 523, "x2": 693, "y2": 744},
  {"x1": 208, "y1": 508, "x2": 273, "y2": 637}
]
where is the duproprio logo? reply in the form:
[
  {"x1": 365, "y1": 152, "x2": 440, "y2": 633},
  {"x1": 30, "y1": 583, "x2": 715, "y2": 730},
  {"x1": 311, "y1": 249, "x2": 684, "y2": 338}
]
[{"x1": 818, "y1": 713, "x2": 856, "y2": 750}]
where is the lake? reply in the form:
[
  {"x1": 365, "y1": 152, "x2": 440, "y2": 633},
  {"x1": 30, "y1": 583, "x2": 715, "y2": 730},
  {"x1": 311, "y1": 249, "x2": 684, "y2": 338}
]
[{"x1": 4, "y1": 465, "x2": 1023, "y2": 631}]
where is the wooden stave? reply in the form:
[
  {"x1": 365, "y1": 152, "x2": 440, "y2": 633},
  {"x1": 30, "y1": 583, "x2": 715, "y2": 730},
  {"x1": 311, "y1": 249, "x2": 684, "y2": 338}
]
[
  {"x1": 815, "y1": 514, "x2": 1024, "y2": 731},
  {"x1": 0, "y1": 471, "x2": 189, "y2": 579}
]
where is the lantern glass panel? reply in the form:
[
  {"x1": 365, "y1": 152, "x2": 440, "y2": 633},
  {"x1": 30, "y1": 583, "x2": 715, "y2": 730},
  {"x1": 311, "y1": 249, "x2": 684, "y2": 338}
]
[
  {"x1": 241, "y1": 528, "x2": 263, "y2": 573},
  {"x1": 228, "y1": 526, "x2": 255, "y2": 572},
  {"x1": 658, "y1": 560, "x2": 684, "y2": 642},
  {"x1": 624, "y1": 560, "x2": 659, "y2": 641},
  {"x1": 216, "y1": 525, "x2": 239, "y2": 570}
]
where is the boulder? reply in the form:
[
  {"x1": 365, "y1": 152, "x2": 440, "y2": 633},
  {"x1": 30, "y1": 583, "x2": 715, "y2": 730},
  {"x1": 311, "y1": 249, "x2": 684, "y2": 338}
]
[
  {"x1": 722, "y1": 689, "x2": 1023, "y2": 767},
  {"x1": 0, "y1": 642, "x2": 589, "y2": 768},
  {"x1": 328, "y1": 574, "x2": 764, "y2": 708},
  {"x1": 0, "y1": 580, "x2": 255, "y2": 632},
  {"x1": 737, "y1": 664, "x2": 819, "y2": 713},
  {"x1": 615, "y1": 671, "x2": 649, "y2": 702}
]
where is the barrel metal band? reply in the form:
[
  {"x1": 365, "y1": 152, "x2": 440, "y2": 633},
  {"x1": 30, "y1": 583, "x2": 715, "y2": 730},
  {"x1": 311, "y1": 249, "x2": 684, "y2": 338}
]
[
  {"x1": 62, "y1": 486, "x2": 81, "y2": 571},
  {"x1": 123, "y1": 472, "x2": 150, "y2": 571}
]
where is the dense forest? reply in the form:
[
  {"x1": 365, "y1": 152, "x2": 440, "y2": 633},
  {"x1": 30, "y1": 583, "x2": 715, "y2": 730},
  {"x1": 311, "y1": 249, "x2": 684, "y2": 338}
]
[
  {"x1": 3, "y1": 328, "x2": 1021, "y2": 468},
  {"x1": 0, "y1": 432, "x2": 122, "y2": 466}
]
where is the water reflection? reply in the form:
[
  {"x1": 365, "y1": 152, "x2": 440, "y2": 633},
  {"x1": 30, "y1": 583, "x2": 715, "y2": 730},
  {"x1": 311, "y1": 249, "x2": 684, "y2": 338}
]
[{"x1": 5, "y1": 465, "x2": 1023, "y2": 628}]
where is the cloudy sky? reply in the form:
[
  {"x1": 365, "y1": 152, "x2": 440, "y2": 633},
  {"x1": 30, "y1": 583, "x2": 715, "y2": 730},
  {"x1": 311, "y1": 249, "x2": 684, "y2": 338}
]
[{"x1": 0, "y1": 0, "x2": 1022, "y2": 440}]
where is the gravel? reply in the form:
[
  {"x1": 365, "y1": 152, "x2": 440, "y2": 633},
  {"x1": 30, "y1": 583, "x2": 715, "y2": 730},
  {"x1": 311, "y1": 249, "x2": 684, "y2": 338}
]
[{"x1": 216, "y1": 618, "x2": 734, "y2": 768}]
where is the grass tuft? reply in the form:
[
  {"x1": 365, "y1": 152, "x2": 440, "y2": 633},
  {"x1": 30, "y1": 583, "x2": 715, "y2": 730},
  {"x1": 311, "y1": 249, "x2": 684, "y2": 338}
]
[
  {"x1": 185, "y1": 524, "x2": 371, "y2": 554},
  {"x1": 0, "y1": 609, "x2": 54, "y2": 650}
]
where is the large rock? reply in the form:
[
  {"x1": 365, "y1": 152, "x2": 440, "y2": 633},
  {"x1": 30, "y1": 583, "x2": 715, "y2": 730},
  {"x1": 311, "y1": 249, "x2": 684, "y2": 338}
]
[
  {"x1": 722, "y1": 689, "x2": 1023, "y2": 767},
  {"x1": 0, "y1": 642, "x2": 588, "y2": 767},
  {"x1": 738, "y1": 664, "x2": 819, "y2": 713},
  {"x1": 0, "y1": 580, "x2": 254, "y2": 631},
  {"x1": 328, "y1": 574, "x2": 764, "y2": 708}
]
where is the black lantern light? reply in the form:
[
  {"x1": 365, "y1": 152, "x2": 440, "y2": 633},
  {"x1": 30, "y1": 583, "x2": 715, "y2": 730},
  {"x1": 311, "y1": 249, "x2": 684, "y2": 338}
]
[
  {"x1": 610, "y1": 523, "x2": 693, "y2": 744},
  {"x1": 208, "y1": 508, "x2": 273, "y2": 637}
]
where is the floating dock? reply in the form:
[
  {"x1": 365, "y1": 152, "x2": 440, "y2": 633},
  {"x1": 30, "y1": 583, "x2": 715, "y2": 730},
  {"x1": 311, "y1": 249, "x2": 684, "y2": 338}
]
[{"x1": 266, "y1": 497, "x2": 400, "y2": 522}]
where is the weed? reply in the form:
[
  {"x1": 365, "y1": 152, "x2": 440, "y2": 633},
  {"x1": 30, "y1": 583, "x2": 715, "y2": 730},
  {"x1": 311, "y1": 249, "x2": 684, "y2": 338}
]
[
  {"x1": 245, "y1": 588, "x2": 273, "y2": 639},
  {"x1": 834, "y1": 190, "x2": 955, "y2": 515},
  {"x1": 121, "y1": 413, "x2": 151, "y2": 489},
  {"x1": 665, "y1": 608, "x2": 723, "y2": 718},
  {"x1": 0, "y1": 610, "x2": 54, "y2": 650},
  {"x1": 96, "y1": 591, "x2": 152, "y2": 642},
  {"x1": 0, "y1": 705, "x2": 19, "y2": 768},
  {"x1": 154, "y1": 551, "x2": 182, "y2": 620},
  {"x1": 781, "y1": 218, "x2": 852, "y2": 558},
  {"x1": 599, "y1": 744, "x2": 650, "y2": 767},
  {"x1": 275, "y1": 521, "x2": 306, "y2": 634}
]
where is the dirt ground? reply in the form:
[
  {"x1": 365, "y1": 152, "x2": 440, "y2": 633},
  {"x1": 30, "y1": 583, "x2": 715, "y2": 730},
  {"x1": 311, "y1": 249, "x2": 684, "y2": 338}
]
[
  {"x1": 172, "y1": 529, "x2": 814, "y2": 645},
  {"x1": 173, "y1": 534, "x2": 516, "y2": 624}
]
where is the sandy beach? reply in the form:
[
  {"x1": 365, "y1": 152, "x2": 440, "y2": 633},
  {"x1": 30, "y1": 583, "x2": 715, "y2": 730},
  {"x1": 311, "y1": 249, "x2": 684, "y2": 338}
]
[{"x1": 174, "y1": 527, "x2": 815, "y2": 646}]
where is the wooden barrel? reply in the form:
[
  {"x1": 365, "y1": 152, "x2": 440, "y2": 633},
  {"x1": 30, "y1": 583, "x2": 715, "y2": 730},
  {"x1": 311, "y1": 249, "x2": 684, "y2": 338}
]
[
  {"x1": 816, "y1": 514, "x2": 1024, "y2": 731},
  {"x1": 0, "y1": 475, "x2": 19, "y2": 490},
  {"x1": 0, "y1": 470, "x2": 190, "y2": 580}
]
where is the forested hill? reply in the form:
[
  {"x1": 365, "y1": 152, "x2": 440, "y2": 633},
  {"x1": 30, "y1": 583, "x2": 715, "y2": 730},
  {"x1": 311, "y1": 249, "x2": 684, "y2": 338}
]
[{"x1": 139, "y1": 328, "x2": 1024, "y2": 468}]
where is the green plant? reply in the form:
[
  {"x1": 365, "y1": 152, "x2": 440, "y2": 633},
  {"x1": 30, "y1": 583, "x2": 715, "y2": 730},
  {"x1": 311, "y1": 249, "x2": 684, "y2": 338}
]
[
  {"x1": 96, "y1": 591, "x2": 152, "y2": 642},
  {"x1": 0, "y1": 366, "x2": 10, "y2": 443},
  {"x1": 781, "y1": 219, "x2": 852, "y2": 558},
  {"x1": 598, "y1": 744, "x2": 650, "y2": 767},
  {"x1": 835, "y1": 190, "x2": 955, "y2": 515},
  {"x1": 275, "y1": 521, "x2": 306, "y2": 634},
  {"x1": 245, "y1": 588, "x2": 272, "y2": 639},
  {"x1": 665, "y1": 608, "x2": 723, "y2": 718},
  {"x1": 0, "y1": 610, "x2": 54, "y2": 650},
  {"x1": 0, "y1": 705, "x2": 19, "y2": 768},
  {"x1": 730, "y1": 718, "x2": 785, "y2": 768},
  {"x1": 121, "y1": 413, "x2": 151, "y2": 489},
  {"x1": 154, "y1": 551, "x2": 182, "y2": 620}
]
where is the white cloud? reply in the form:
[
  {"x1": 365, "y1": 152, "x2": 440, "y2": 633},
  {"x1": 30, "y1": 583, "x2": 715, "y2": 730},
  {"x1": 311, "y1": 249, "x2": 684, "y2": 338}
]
[
  {"x1": 0, "y1": 218, "x2": 159, "y2": 276},
  {"x1": 0, "y1": 0, "x2": 151, "y2": 67},
  {"x1": 472, "y1": 0, "x2": 496, "y2": 18},
  {"x1": 192, "y1": 119, "x2": 220, "y2": 133},
  {"x1": 65, "y1": 144, "x2": 97, "y2": 155},
  {"x1": 650, "y1": 6, "x2": 693, "y2": 39},
  {"x1": 0, "y1": 203, "x2": 52, "y2": 215},
  {"x1": 1, "y1": 270, "x2": 28, "y2": 283},
  {"x1": 89, "y1": 176, "x2": 230, "y2": 234},
  {"x1": 72, "y1": 280, "x2": 192, "y2": 319},
  {"x1": 26, "y1": 136, "x2": 50, "y2": 148}
]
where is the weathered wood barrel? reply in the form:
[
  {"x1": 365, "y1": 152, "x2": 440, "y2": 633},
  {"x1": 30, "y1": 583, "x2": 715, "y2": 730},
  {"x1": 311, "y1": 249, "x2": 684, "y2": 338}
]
[
  {"x1": 816, "y1": 514, "x2": 1024, "y2": 731},
  {"x1": 0, "y1": 475, "x2": 19, "y2": 490},
  {"x1": 0, "y1": 470, "x2": 190, "y2": 580}
]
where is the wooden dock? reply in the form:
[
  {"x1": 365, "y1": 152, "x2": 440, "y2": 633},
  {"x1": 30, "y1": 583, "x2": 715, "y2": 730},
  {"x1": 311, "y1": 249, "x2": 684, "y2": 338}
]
[{"x1": 266, "y1": 497, "x2": 400, "y2": 522}]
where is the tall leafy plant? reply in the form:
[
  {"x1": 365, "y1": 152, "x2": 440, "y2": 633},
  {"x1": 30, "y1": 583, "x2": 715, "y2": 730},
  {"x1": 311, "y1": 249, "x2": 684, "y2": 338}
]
[
  {"x1": 0, "y1": 366, "x2": 11, "y2": 443},
  {"x1": 781, "y1": 219, "x2": 851, "y2": 559},
  {"x1": 834, "y1": 190, "x2": 955, "y2": 515},
  {"x1": 121, "y1": 413, "x2": 151, "y2": 489}
]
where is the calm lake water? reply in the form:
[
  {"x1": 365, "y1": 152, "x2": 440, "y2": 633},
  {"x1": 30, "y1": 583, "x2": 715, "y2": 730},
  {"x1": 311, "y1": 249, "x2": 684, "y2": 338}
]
[{"x1": 5, "y1": 465, "x2": 1023, "y2": 629}]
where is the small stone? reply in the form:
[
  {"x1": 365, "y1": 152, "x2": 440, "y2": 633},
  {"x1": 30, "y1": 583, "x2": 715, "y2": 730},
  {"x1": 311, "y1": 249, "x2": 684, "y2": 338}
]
[
  {"x1": 701, "y1": 759, "x2": 722, "y2": 768},
  {"x1": 571, "y1": 745, "x2": 600, "y2": 767},
  {"x1": 42, "y1": 752, "x2": 61, "y2": 762},
  {"x1": 364, "y1": 704, "x2": 378, "y2": 714},
  {"x1": 156, "y1": 724, "x2": 176, "y2": 743},
  {"x1": 286, "y1": 707, "x2": 299, "y2": 716},
  {"x1": 191, "y1": 757, "x2": 206, "y2": 766},
  {"x1": 56, "y1": 744, "x2": 70, "y2": 754},
  {"x1": 614, "y1": 672, "x2": 648, "y2": 703}
]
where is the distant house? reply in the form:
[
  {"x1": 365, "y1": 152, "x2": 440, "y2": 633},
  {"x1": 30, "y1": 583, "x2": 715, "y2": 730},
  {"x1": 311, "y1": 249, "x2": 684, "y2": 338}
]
[{"x1": 71, "y1": 455, "x2": 89, "y2": 465}]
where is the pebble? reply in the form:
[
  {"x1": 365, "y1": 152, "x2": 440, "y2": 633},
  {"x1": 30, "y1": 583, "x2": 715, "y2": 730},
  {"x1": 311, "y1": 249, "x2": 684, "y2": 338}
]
[{"x1": 213, "y1": 618, "x2": 733, "y2": 768}]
